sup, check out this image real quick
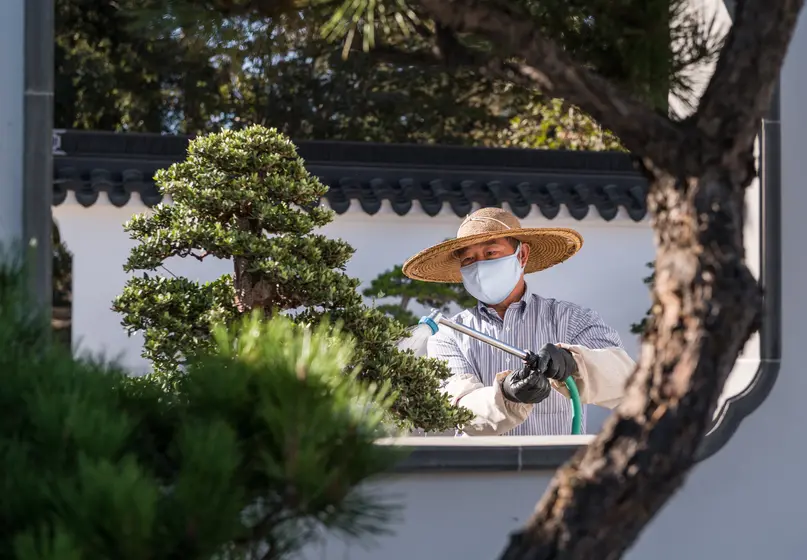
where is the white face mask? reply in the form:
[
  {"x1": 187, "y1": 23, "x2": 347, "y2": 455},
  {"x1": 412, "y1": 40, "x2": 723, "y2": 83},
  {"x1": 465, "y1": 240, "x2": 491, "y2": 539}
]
[{"x1": 460, "y1": 243, "x2": 524, "y2": 305}]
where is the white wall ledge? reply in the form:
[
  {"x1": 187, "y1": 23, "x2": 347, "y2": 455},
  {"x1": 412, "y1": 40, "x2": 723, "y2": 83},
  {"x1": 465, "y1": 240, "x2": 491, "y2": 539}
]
[{"x1": 378, "y1": 436, "x2": 595, "y2": 472}]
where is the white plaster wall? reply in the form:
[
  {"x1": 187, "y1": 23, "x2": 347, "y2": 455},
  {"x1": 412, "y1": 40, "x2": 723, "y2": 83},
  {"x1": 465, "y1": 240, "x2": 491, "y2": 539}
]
[
  {"x1": 53, "y1": 198, "x2": 654, "y2": 434},
  {"x1": 53, "y1": 199, "x2": 654, "y2": 366}
]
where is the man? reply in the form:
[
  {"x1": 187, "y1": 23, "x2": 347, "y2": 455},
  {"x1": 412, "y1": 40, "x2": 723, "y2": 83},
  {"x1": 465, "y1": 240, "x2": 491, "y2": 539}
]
[{"x1": 402, "y1": 207, "x2": 636, "y2": 436}]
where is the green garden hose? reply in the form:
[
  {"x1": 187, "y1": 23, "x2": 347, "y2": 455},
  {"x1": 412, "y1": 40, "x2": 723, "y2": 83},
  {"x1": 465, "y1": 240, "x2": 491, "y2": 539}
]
[{"x1": 564, "y1": 377, "x2": 583, "y2": 435}]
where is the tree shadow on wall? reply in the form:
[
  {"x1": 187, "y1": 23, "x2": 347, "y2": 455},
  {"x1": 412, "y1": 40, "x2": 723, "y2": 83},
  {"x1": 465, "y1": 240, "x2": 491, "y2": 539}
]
[{"x1": 52, "y1": 217, "x2": 72, "y2": 349}]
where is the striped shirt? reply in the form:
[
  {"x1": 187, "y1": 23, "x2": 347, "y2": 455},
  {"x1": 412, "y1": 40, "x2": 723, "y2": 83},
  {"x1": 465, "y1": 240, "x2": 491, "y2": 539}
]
[{"x1": 426, "y1": 282, "x2": 623, "y2": 435}]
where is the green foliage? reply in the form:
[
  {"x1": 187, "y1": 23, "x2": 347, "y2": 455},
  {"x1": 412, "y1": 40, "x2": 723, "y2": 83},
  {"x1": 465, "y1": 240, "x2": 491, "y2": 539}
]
[
  {"x1": 146, "y1": 0, "x2": 702, "y2": 111},
  {"x1": 1, "y1": 256, "x2": 402, "y2": 560},
  {"x1": 114, "y1": 125, "x2": 472, "y2": 431},
  {"x1": 52, "y1": 218, "x2": 73, "y2": 349},
  {"x1": 57, "y1": 0, "x2": 621, "y2": 150},
  {"x1": 364, "y1": 264, "x2": 476, "y2": 327},
  {"x1": 51, "y1": 218, "x2": 72, "y2": 308},
  {"x1": 306, "y1": 0, "x2": 714, "y2": 112},
  {"x1": 630, "y1": 262, "x2": 656, "y2": 335},
  {"x1": 55, "y1": 0, "x2": 225, "y2": 132},
  {"x1": 496, "y1": 99, "x2": 623, "y2": 151}
]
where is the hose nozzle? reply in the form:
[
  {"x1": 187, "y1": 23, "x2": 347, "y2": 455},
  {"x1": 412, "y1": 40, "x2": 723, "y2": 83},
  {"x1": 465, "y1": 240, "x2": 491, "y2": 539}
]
[{"x1": 418, "y1": 309, "x2": 443, "y2": 335}]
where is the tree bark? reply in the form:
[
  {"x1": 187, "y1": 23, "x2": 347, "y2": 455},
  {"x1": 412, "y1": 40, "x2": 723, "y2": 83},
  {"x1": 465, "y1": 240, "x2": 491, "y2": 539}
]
[
  {"x1": 233, "y1": 255, "x2": 275, "y2": 313},
  {"x1": 499, "y1": 156, "x2": 762, "y2": 559},
  {"x1": 232, "y1": 217, "x2": 275, "y2": 314}
]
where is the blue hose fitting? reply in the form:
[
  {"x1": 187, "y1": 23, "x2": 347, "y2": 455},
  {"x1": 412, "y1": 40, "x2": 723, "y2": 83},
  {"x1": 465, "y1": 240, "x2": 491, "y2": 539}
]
[{"x1": 418, "y1": 316, "x2": 439, "y2": 335}]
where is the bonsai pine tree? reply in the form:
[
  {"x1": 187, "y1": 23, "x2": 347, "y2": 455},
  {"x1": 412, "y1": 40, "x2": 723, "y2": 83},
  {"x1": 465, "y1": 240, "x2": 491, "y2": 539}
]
[
  {"x1": 364, "y1": 264, "x2": 476, "y2": 327},
  {"x1": 113, "y1": 125, "x2": 470, "y2": 432},
  {"x1": 0, "y1": 256, "x2": 402, "y2": 560}
]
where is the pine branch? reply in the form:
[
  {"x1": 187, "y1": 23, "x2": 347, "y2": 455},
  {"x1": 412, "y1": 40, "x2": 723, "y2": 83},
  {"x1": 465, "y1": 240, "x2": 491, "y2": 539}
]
[{"x1": 412, "y1": 0, "x2": 686, "y2": 169}]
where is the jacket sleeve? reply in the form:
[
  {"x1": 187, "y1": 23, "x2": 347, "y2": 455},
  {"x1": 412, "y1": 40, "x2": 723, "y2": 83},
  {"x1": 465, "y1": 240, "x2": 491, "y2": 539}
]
[
  {"x1": 548, "y1": 307, "x2": 636, "y2": 409},
  {"x1": 427, "y1": 329, "x2": 533, "y2": 436}
]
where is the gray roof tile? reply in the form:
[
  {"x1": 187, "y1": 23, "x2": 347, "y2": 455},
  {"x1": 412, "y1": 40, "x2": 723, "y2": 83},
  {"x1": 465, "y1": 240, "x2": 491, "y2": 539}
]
[{"x1": 52, "y1": 130, "x2": 649, "y2": 221}]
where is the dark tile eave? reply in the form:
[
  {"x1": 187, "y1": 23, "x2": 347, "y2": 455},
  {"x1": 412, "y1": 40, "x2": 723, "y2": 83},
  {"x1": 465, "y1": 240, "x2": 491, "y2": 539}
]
[{"x1": 51, "y1": 133, "x2": 650, "y2": 221}]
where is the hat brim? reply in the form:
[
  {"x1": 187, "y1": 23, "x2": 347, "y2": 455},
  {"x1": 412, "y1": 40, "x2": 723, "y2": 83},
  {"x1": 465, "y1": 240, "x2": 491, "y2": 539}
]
[{"x1": 402, "y1": 228, "x2": 583, "y2": 283}]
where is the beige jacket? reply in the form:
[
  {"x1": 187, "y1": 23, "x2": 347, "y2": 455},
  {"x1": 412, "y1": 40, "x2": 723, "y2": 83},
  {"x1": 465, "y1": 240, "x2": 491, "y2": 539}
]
[{"x1": 444, "y1": 343, "x2": 636, "y2": 436}]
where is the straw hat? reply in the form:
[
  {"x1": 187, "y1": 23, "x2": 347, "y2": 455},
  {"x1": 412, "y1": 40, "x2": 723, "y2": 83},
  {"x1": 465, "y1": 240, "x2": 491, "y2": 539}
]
[{"x1": 402, "y1": 207, "x2": 583, "y2": 283}]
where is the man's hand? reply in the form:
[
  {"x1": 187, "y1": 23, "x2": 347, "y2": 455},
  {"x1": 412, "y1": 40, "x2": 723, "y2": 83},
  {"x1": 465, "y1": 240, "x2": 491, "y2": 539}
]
[
  {"x1": 527, "y1": 344, "x2": 578, "y2": 382},
  {"x1": 502, "y1": 344, "x2": 578, "y2": 403},
  {"x1": 501, "y1": 365, "x2": 551, "y2": 404}
]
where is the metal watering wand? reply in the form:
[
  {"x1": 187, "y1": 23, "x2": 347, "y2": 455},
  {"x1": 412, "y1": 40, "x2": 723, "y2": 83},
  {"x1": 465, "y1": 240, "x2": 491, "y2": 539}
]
[{"x1": 418, "y1": 309, "x2": 584, "y2": 435}]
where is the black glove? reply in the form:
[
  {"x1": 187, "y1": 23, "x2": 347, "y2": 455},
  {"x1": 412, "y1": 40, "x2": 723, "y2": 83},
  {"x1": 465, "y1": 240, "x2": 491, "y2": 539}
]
[
  {"x1": 501, "y1": 365, "x2": 551, "y2": 404},
  {"x1": 526, "y1": 344, "x2": 577, "y2": 382}
]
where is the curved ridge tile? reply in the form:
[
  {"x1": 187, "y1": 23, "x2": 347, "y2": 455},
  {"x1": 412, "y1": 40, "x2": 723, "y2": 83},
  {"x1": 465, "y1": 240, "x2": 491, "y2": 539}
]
[
  {"x1": 357, "y1": 180, "x2": 382, "y2": 215},
  {"x1": 139, "y1": 186, "x2": 164, "y2": 207},
  {"x1": 52, "y1": 157, "x2": 650, "y2": 222},
  {"x1": 325, "y1": 179, "x2": 352, "y2": 214},
  {"x1": 507, "y1": 183, "x2": 532, "y2": 219},
  {"x1": 419, "y1": 180, "x2": 444, "y2": 217}
]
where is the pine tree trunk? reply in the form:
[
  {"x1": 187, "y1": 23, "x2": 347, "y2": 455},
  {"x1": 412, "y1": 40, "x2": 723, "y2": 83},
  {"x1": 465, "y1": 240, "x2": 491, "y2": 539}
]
[
  {"x1": 233, "y1": 255, "x2": 277, "y2": 314},
  {"x1": 232, "y1": 217, "x2": 275, "y2": 313},
  {"x1": 498, "y1": 160, "x2": 763, "y2": 560}
]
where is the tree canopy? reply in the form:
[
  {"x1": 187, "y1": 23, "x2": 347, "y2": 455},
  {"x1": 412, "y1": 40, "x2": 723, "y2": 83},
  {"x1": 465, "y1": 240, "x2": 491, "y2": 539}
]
[
  {"x1": 128, "y1": 0, "x2": 717, "y2": 112},
  {"x1": 54, "y1": 0, "x2": 622, "y2": 150}
]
